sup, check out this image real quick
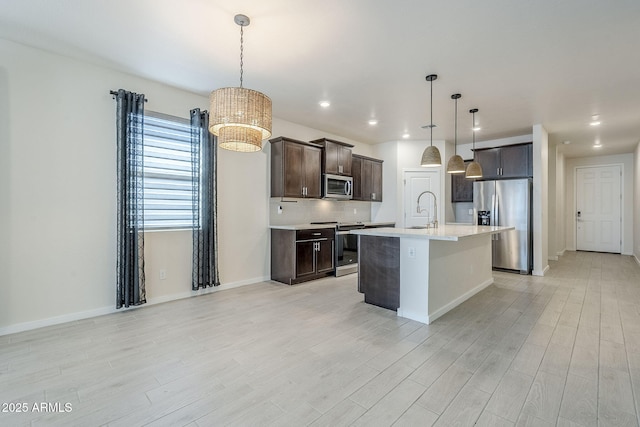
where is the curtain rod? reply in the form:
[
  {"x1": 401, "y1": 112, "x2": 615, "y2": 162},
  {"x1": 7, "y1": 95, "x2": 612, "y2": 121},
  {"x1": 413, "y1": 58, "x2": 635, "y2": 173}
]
[{"x1": 110, "y1": 90, "x2": 148, "y2": 102}]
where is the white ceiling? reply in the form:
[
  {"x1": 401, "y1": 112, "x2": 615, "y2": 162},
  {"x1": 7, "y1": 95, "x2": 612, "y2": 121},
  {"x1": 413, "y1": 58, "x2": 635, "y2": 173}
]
[{"x1": 2, "y1": 0, "x2": 640, "y2": 158}]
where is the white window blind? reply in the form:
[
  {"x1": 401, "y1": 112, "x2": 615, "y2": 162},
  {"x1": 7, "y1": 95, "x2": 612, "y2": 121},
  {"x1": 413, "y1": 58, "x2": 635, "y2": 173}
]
[{"x1": 142, "y1": 112, "x2": 196, "y2": 229}]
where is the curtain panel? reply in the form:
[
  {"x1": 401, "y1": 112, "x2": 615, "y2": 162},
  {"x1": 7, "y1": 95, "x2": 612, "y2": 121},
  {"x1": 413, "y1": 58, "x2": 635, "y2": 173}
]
[
  {"x1": 115, "y1": 89, "x2": 146, "y2": 308},
  {"x1": 191, "y1": 109, "x2": 220, "y2": 289}
]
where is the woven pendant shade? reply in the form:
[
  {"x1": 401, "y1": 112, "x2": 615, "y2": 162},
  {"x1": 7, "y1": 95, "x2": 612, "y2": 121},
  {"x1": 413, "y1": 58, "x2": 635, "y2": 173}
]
[
  {"x1": 209, "y1": 87, "x2": 272, "y2": 152},
  {"x1": 465, "y1": 160, "x2": 483, "y2": 178},
  {"x1": 446, "y1": 154, "x2": 466, "y2": 173},
  {"x1": 421, "y1": 145, "x2": 442, "y2": 167}
]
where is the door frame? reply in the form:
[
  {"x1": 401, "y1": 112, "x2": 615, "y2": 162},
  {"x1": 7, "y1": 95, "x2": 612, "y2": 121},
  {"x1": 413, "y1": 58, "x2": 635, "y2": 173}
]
[{"x1": 573, "y1": 163, "x2": 623, "y2": 253}]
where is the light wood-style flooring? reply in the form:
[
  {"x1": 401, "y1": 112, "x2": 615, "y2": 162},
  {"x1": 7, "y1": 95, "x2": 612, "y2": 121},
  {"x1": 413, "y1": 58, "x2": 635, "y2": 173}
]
[{"x1": 2, "y1": 251, "x2": 640, "y2": 426}]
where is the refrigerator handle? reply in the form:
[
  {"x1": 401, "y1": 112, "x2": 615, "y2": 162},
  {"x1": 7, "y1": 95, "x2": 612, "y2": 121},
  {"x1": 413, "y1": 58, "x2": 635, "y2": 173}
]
[{"x1": 491, "y1": 193, "x2": 499, "y2": 240}]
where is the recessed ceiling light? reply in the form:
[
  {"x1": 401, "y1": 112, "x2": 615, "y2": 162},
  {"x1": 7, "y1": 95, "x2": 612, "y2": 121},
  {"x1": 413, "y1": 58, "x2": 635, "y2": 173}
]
[
  {"x1": 402, "y1": 133, "x2": 410, "y2": 139},
  {"x1": 319, "y1": 101, "x2": 330, "y2": 108},
  {"x1": 368, "y1": 119, "x2": 378, "y2": 125},
  {"x1": 593, "y1": 144, "x2": 603, "y2": 148},
  {"x1": 589, "y1": 121, "x2": 601, "y2": 126},
  {"x1": 472, "y1": 126, "x2": 481, "y2": 131},
  {"x1": 562, "y1": 140, "x2": 571, "y2": 145}
]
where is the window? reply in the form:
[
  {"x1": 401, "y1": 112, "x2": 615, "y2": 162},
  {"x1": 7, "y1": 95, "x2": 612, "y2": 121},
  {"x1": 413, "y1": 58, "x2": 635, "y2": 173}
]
[{"x1": 142, "y1": 111, "x2": 196, "y2": 229}]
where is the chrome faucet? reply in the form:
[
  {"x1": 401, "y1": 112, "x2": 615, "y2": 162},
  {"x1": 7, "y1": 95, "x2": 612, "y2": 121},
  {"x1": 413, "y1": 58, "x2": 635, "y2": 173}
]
[{"x1": 416, "y1": 190, "x2": 438, "y2": 228}]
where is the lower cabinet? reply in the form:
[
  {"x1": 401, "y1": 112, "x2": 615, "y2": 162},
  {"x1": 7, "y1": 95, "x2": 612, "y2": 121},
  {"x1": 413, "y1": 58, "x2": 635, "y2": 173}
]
[{"x1": 271, "y1": 228, "x2": 335, "y2": 285}]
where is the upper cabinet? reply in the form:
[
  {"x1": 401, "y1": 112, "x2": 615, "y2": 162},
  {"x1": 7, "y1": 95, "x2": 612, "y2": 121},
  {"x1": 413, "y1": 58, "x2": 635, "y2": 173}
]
[
  {"x1": 474, "y1": 143, "x2": 532, "y2": 180},
  {"x1": 352, "y1": 154, "x2": 383, "y2": 202},
  {"x1": 270, "y1": 137, "x2": 322, "y2": 198},
  {"x1": 311, "y1": 138, "x2": 353, "y2": 176},
  {"x1": 451, "y1": 160, "x2": 474, "y2": 202}
]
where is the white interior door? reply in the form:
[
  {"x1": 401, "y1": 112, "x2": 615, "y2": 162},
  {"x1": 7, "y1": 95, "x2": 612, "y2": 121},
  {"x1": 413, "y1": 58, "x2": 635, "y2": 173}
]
[
  {"x1": 403, "y1": 170, "x2": 441, "y2": 228},
  {"x1": 576, "y1": 165, "x2": 621, "y2": 253}
]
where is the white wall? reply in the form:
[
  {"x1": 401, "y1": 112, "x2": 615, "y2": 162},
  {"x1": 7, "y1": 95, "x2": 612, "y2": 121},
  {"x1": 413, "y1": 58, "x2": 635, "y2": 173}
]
[
  {"x1": 0, "y1": 39, "x2": 367, "y2": 334},
  {"x1": 555, "y1": 150, "x2": 566, "y2": 256},
  {"x1": 564, "y1": 153, "x2": 635, "y2": 255},
  {"x1": 532, "y1": 124, "x2": 549, "y2": 276},
  {"x1": 635, "y1": 142, "x2": 640, "y2": 264},
  {"x1": 371, "y1": 139, "x2": 447, "y2": 226}
]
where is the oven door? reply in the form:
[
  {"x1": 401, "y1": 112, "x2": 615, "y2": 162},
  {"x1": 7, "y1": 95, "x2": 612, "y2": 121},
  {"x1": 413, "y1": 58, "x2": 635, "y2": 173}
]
[{"x1": 335, "y1": 231, "x2": 359, "y2": 276}]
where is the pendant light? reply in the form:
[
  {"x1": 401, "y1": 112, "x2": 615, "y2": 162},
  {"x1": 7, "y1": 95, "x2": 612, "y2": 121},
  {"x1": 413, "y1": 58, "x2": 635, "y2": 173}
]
[
  {"x1": 209, "y1": 14, "x2": 272, "y2": 152},
  {"x1": 420, "y1": 74, "x2": 442, "y2": 167},
  {"x1": 465, "y1": 108, "x2": 483, "y2": 178},
  {"x1": 446, "y1": 93, "x2": 465, "y2": 174}
]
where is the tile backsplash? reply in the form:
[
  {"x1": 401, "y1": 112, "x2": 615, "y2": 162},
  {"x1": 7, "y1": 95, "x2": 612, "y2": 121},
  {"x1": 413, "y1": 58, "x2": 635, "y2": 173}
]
[{"x1": 269, "y1": 199, "x2": 371, "y2": 225}]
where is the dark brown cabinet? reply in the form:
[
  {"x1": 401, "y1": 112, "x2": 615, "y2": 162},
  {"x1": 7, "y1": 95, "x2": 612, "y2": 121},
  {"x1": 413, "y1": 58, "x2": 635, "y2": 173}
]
[
  {"x1": 451, "y1": 160, "x2": 474, "y2": 202},
  {"x1": 474, "y1": 143, "x2": 532, "y2": 180},
  {"x1": 270, "y1": 137, "x2": 322, "y2": 198},
  {"x1": 271, "y1": 228, "x2": 335, "y2": 285},
  {"x1": 311, "y1": 138, "x2": 353, "y2": 176},
  {"x1": 352, "y1": 154, "x2": 383, "y2": 202}
]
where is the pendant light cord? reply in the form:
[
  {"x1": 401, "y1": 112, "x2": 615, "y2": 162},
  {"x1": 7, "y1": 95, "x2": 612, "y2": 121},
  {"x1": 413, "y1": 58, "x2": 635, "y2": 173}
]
[
  {"x1": 239, "y1": 25, "x2": 244, "y2": 88},
  {"x1": 472, "y1": 110, "x2": 476, "y2": 158},
  {"x1": 430, "y1": 78, "x2": 433, "y2": 147},
  {"x1": 454, "y1": 97, "x2": 458, "y2": 155}
]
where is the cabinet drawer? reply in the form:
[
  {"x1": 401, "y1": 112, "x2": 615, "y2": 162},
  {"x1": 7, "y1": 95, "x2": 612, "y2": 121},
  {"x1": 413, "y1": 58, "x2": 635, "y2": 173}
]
[{"x1": 296, "y1": 228, "x2": 334, "y2": 241}]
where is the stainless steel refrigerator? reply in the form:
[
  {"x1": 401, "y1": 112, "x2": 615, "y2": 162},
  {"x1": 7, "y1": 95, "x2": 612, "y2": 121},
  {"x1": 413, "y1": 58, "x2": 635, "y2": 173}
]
[{"x1": 473, "y1": 178, "x2": 532, "y2": 274}]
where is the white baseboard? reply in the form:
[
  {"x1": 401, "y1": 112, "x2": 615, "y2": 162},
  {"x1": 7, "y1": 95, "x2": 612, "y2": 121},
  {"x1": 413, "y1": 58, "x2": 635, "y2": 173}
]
[
  {"x1": 0, "y1": 306, "x2": 119, "y2": 337},
  {"x1": 0, "y1": 276, "x2": 267, "y2": 337},
  {"x1": 557, "y1": 249, "x2": 566, "y2": 257},
  {"x1": 532, "y1": 264, "x2": 550, "y2": 277},
  {"x1": 425, "y1": 277, "x2": 494, "y2": 324},
  {"x1": 548, "y1": 256, "x2": 559, "y2": 261},
  {"x1": 634, "y1": 254, "x2": 640, "y2": 267}
]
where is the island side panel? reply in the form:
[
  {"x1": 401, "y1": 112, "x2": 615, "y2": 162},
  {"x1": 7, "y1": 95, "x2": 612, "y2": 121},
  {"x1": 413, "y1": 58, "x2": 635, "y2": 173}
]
[
  {"x1": 427, "y1": 235, "x2": 493, "y2": 323},
  {"x1": 398, "y1": 238, "x2": 431, "y2": 324},
  {"x1": 358, "y1": 235, "x2": 400, "y2": 310}
]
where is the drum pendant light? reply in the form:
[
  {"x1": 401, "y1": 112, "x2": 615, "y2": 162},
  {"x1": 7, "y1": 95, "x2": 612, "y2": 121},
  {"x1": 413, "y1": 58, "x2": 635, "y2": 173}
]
[
  {"x1": 209, "y1": 14, "x2": 272, "y2": 152},
  {"x1": 420, "y1": 74, "x2": 442, "y2": 167},
  {"x1": 465, "y1": 108, "x2": 483, "y2": 178},
  {"x1": 446, "y1": 93, "x2": 465, "y2": 174}
]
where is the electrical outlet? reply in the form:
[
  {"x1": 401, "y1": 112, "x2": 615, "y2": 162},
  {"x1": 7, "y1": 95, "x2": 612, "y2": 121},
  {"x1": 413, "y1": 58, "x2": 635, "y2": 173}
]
[
  {"x1": 408, "y1": 247, "x2": 416, "y2": 258},
  {"x1": 277, "y1": 205, "x2": 283, "y2": 214},
  {"x1": 468, "y1": 209, "x2": 473, "y2": 215},
  {"x1": 353, "y1": 208, "x2": 357, "y2": 214},
  {"x1": 159, "y1": 269, "x2": 167, "y2": 280}
]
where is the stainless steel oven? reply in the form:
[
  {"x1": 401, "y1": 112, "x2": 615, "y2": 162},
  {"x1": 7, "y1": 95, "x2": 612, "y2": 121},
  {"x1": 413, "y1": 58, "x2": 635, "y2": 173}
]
[{"x1": 335, "y1": 223, "x2": 365, "y2": 276}]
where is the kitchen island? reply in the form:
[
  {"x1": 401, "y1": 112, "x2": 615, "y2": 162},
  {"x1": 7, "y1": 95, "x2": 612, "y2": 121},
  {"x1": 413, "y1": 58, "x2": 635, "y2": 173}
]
[{"x1": 350, "y1": 225, "x2": 514, "y2": 324}]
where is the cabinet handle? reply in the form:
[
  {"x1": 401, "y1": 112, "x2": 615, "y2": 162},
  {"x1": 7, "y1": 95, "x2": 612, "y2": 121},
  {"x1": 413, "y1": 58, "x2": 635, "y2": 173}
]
[
  {"x1": 338, "y1": 165, "x2": 343, "y2": 174},
  {"x1": 312, "y1": 232, "x2": 321, "y2": 236},
  {"x1": 371, "y1": 193, "x2": 376, "y2": 200}
]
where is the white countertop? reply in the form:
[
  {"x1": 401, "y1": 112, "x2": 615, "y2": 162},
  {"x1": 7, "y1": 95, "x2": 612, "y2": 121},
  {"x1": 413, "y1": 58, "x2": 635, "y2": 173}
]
[
  {"x1": 269, "y1": 221, "x2": 396, "y2": 230},
  {"x1": 350, "y1": 224, "x2": 514, "y2": 241}
]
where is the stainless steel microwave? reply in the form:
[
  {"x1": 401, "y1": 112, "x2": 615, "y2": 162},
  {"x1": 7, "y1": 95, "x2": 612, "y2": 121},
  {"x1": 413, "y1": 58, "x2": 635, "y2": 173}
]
[{"x1": 323, "y1": 174, "x2": 353, "y2": 199}]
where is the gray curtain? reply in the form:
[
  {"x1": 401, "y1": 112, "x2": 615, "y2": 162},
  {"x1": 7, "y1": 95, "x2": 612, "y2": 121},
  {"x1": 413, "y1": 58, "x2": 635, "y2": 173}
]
[
  {"x1": 115, "y1": 89, "x2": 146, "y2": 308},
  {"x1": 191, "y1": 109, "x2": 220, "y2": 289}
]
